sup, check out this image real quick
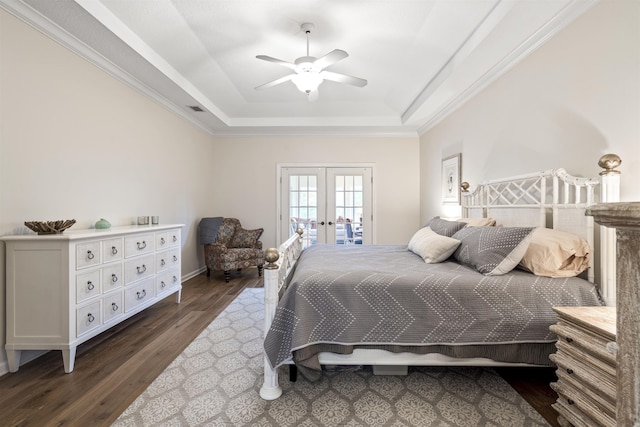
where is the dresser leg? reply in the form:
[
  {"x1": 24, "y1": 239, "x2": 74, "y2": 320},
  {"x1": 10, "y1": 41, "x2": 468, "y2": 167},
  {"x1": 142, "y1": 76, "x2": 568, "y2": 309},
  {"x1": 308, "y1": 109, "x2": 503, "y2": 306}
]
[
  {"x1": 62, "y1": 347, "x2": 77, "y2": 373},
  {"x1": 6, "y1": 350, "x2": 21, "y2": 372}
]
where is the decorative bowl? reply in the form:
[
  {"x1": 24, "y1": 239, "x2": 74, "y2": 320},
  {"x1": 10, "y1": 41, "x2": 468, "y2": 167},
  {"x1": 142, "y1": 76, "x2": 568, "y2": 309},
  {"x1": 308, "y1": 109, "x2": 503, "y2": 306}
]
[{"x1": 24, "y1": 219, "x2": 76, "y2": 235}]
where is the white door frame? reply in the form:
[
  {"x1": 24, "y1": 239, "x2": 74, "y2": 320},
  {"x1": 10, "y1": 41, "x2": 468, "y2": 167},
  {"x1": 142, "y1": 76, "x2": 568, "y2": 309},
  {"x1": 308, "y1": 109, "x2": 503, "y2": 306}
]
[{"x1": 276, "y1": 163, "x2": 376, "y2": 246}]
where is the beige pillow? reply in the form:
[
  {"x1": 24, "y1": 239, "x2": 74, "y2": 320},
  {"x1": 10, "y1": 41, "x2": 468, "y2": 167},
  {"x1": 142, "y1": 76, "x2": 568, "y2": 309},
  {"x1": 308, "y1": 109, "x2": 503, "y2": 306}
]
[
  {"x1": 456, "y1": 217, "x2": 497, "y2": 227},
  {"x1": 408, "y1": 227, "x2": 461, "y2": 263},
  {"x1": 519, "y1": 228, "x2": 591, "y2": 277}
]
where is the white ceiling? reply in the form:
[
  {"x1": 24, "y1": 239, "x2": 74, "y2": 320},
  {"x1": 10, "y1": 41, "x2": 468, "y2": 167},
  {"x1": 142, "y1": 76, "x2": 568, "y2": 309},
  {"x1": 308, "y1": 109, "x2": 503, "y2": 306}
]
[{"x1": 3, "y1": 0, "x2": 596, "y2": 137}]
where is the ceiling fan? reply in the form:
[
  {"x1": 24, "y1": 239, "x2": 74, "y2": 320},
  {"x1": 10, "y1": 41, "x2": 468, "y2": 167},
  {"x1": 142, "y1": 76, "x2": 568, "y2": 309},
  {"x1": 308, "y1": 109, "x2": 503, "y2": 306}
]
[{"x1": 255, "y1": 23, "x2": 367, "y2": 100}]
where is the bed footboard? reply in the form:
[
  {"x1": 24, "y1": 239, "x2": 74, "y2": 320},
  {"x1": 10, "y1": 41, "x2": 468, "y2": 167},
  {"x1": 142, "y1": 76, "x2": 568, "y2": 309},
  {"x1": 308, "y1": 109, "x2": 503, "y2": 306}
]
[{"x1": 259, "y1": 229, "x2": 303, "y2": 400}]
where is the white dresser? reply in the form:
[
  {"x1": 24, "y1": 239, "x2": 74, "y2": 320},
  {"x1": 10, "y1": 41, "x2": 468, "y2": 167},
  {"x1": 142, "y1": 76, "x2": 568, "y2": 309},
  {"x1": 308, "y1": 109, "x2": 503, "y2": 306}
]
[
  {"x1": 2, "y1": 224, "x2": 183, "y2": 373},
  {"x1": 549, "y1": 306, "x2": 617, "y2": 427}
]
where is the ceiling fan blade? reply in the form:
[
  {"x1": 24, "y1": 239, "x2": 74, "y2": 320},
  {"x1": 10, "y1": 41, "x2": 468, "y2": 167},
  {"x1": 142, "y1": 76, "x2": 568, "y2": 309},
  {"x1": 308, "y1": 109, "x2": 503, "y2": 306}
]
[
  {"x1": 319, "y1": 70, "x2": 367, "y2": 87},
  {"x1": 313, "y1": 49, "x2": 348, "y2": 70},
  {"x1": 255, "y1": 74, "x2": 294, "y2": 90},
  {"x1": 256, "y1": 55, "x2": 297, "y2": 70}
]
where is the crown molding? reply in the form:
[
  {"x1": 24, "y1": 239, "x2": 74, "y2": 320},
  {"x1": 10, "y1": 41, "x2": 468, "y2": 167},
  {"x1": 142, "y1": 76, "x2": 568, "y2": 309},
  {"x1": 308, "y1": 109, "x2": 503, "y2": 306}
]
[{"x1": 416, "y1": 0, "x2": 599, "y2": 136}]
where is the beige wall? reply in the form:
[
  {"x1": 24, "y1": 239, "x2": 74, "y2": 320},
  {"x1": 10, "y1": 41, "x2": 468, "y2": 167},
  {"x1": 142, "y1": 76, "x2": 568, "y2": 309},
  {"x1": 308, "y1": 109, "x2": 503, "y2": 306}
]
[
  {"x1": 419, "y1": 1, "x2": 640, "y2": 223},
  {"x1": 209, "y1": 136, "x2": 421, "y2": 248},
  {"x1": 0, "y1": 10, "x2": 217, "y2": 371}
]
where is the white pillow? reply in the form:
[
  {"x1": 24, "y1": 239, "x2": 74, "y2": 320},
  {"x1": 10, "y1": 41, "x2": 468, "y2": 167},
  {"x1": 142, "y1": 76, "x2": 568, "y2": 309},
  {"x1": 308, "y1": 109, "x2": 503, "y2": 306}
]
[
  {"x1": 408, "y1": 227, "x2": 461, "y2": 263},
  {"x1": 456, "y1": 217, "x2": 497, "y2": 227}
]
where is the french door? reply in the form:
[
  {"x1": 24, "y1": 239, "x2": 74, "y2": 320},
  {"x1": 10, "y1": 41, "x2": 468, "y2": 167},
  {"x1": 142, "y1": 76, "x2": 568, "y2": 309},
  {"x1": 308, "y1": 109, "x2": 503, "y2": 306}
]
[{"x1": 280, "y1": 166, "x2": 373, "y2": 247}]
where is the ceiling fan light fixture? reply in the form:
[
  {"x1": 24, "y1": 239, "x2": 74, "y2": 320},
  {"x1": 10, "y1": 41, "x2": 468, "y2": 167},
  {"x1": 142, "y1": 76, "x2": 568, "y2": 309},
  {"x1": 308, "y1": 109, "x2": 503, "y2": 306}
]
[{"x1": 292, "y1": 71, "x2": 323, "y2": 94}]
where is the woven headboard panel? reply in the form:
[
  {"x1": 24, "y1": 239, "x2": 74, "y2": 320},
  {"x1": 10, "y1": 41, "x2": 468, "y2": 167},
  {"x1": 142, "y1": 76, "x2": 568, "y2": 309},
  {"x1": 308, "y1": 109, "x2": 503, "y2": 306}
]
[{"x1": 461, "y1": 160, "x2": 620, "y2": 305}]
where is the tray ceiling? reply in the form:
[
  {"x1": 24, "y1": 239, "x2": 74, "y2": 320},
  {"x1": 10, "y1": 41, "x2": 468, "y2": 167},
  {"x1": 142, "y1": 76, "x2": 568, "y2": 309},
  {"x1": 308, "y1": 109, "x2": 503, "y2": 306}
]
[{"x1": 3, "y1": 0, "x2": 596, "y2": 136}]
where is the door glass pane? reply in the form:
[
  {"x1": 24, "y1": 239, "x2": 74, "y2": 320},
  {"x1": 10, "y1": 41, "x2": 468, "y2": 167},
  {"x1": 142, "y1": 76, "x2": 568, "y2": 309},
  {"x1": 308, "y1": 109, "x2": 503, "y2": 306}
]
[
  {"x1": 289, "y1": 174, "x2": 318, "y2": 246},
  {"x1": 335, "y1": 174, "x2": 363, "y2": 245}
]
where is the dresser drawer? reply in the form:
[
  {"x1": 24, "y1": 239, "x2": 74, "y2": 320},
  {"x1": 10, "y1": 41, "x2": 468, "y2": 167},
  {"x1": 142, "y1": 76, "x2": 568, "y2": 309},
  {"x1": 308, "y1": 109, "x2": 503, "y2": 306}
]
[
  {"x1": 156, "y1": 249, "x2": 180, "y2": 272},
  {"x1": 102, "y1": 264, "x2": 123, "y2": 293},
  {"x1": 124, "y1": 254, "x2": 155, "y2": 285},
  {"x1": 102, "y1": 291, "x2": 123, "y2": 323},
  {"x1": 76, "y1": 269, "x2": 101, "y2": 303},
  {"x1": 102, "y1": 238, "x2": 123, "y2": 263},
  {"x1": 155, "y1": 230, "x2": 180, "y2": 249},
  {"x1": 124, "y1": 233, "x2": 155, "y2": 258},
  {"x1": 77, "y1": 300, "x2": 102, "y2": 337},
  {"x1": 156, "y1": 268, "x2": 180, "y2": 296},
  {"x1": 76, "y1": 241, "x2": 101, "y2": 269},
  {"x1": 124, "y1": 278, "x2": 155, "y2": 312}
]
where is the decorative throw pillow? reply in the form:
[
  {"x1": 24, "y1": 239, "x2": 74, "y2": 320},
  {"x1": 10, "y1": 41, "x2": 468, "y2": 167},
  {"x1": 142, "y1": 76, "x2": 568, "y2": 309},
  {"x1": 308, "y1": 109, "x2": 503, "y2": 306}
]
[
  {"x1": 229, "y1": 228, "x2": 263, "y2": 248},
  {"x1": 428, "y1": 217, "x2": 467, "y2": 237},
  {"x1": 408, "y1": 227, "x2": 461, "y2": 263},
  {"x1": 452, "y1": 226, "x2": 535, "y2": 275},
  {"x1": 519, "y1": 228, "x2": 591, "y2": 277}
]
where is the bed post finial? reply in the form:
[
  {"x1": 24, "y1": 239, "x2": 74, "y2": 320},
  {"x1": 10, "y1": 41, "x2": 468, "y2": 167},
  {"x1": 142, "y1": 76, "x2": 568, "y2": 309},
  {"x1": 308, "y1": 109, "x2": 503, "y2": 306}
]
[
  {"x1": 598, "y1": 153, "x2": 622, "y2": 175},
  {"x1": 460, "y1": 182, "x2": 470, "y2": 192},
  {"x1": 264, "y1": 248, "x2": 279, "y2": 269}
]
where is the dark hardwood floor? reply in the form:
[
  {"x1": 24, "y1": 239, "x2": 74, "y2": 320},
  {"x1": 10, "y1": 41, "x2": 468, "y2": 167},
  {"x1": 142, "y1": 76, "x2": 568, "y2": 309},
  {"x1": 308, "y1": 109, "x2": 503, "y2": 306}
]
[{"x1": 0, "y1": 270, "x2": 560, "y2": 427}]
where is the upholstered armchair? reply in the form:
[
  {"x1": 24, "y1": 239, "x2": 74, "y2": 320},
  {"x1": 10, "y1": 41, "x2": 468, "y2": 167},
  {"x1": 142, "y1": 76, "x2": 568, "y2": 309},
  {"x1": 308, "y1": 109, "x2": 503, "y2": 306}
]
[{"x1": 203, "y1": 218, "x2": 264, "y2": 282}]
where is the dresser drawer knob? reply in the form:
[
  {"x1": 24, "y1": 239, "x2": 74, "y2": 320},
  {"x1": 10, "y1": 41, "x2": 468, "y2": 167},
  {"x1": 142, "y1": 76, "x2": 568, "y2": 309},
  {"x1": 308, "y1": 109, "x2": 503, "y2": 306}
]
[
  {"x1": 161, "y1": 259, "x2": 166, "y2": 266},
  {"x1": 87, "y1": 250, "x2": 95, "y2": 260},
  {"x1": 173, "y1": 275, "x2": 178, "y2": 283},
  {"x1": 137, "y1": 265, "x2": 147, "y2": 274},
  {"x1": 87, "y1": 313, "x2": 95, "y2": 323},
  {"x1": 160, "y1": 237, "x2": 166, "y2": 245},
  {"x1": 566, "y1": 368, "x2": 574, "y2": 374},
  {"x1": 111, "y1": 302, "x2": 119, "y2": 312},
  {"x1": 137, "y1": 241, "x2": 147, "y2": 250},
  {"x1": 87, "y1": 281, "x2": 95, "y2": 291},
  {"x1": 565, "y1": 337, "x2": 573, "y2": 343},
  {"x1": 173, "y1": 255, "x2": 178, "y2": 262},
  {"x1": 111, "y1": 274, "x2": 118, "y2": 283},
  {"x1": 136, "y1": 289, "x2": 147, "y2": 300},
  {"x1": 173, "y1": 235, "x2": 178, "y2": 242},
  {"x1": 161, "y1": 281, "x2": 166, "y2": 289},
  {"x1": 111, "y1": 246, "x2": 118, "y2": 255}
]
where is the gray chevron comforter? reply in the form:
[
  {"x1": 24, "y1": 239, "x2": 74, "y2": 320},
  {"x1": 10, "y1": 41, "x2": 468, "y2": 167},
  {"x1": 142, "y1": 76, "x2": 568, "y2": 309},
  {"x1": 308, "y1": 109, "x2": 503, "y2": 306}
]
[{"x1": 264, "y1": 244, "x2": 603, "y2": 371}]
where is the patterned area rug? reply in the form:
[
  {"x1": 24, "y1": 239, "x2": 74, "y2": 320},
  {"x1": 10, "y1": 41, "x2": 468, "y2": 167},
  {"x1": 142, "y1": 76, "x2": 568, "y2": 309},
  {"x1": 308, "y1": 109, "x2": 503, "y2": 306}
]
[{"x1": 113, "y1": 288, "x2": 550, "y2": 426}]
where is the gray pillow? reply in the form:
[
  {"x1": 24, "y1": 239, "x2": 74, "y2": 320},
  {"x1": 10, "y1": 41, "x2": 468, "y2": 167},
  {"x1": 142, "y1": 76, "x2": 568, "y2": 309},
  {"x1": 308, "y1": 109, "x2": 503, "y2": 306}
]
[
  {"x1": 428, "y1": 217, "x2": 467, "y2": 237},
  {"x1": 452, "y1": 226, "x2": 535, "y2": 275}
]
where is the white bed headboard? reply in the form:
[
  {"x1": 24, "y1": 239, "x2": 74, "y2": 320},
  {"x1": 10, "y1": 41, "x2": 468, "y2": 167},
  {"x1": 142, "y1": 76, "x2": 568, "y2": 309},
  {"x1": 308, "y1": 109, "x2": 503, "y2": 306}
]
[{"x1": 461, "y1": 154, "x2": 621, "y2": 306}]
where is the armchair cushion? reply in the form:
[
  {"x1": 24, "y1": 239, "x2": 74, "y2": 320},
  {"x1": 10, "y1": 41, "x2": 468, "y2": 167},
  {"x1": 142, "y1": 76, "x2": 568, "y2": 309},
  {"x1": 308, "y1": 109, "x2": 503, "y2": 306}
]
[{"x1": 230, "y1": 227, "x2": 263, "y2": 248}]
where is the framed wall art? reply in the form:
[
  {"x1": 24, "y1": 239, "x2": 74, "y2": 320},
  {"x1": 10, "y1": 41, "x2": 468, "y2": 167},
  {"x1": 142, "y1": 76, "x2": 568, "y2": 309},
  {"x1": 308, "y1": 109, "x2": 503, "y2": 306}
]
[{"x1": 442, "y1": 153, "x2": 461, "y2": 204}]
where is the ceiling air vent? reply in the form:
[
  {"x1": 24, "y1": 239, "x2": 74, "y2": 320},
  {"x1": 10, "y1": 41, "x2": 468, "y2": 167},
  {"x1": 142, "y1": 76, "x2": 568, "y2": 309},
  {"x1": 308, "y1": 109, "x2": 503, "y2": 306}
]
[{"x1": 188, "y1": 105, "x2": 204, "y2": 112}]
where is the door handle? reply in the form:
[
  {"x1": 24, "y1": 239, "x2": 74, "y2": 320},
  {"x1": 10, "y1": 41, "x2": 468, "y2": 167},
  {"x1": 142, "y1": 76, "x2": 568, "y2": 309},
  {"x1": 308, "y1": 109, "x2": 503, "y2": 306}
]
[
  {"x1": 328, "y1": 221, "x2": 334, "y2": 225},
  {"x1": 319, "y1": 221, "x2": 325, "y2": 226}
]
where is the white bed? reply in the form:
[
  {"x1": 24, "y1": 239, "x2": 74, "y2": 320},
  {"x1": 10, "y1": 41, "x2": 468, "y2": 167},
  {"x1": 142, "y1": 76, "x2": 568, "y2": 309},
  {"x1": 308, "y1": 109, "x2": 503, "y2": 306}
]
[{"x1": 260, "y1": 155, "x2": 621, "y2": 400}]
